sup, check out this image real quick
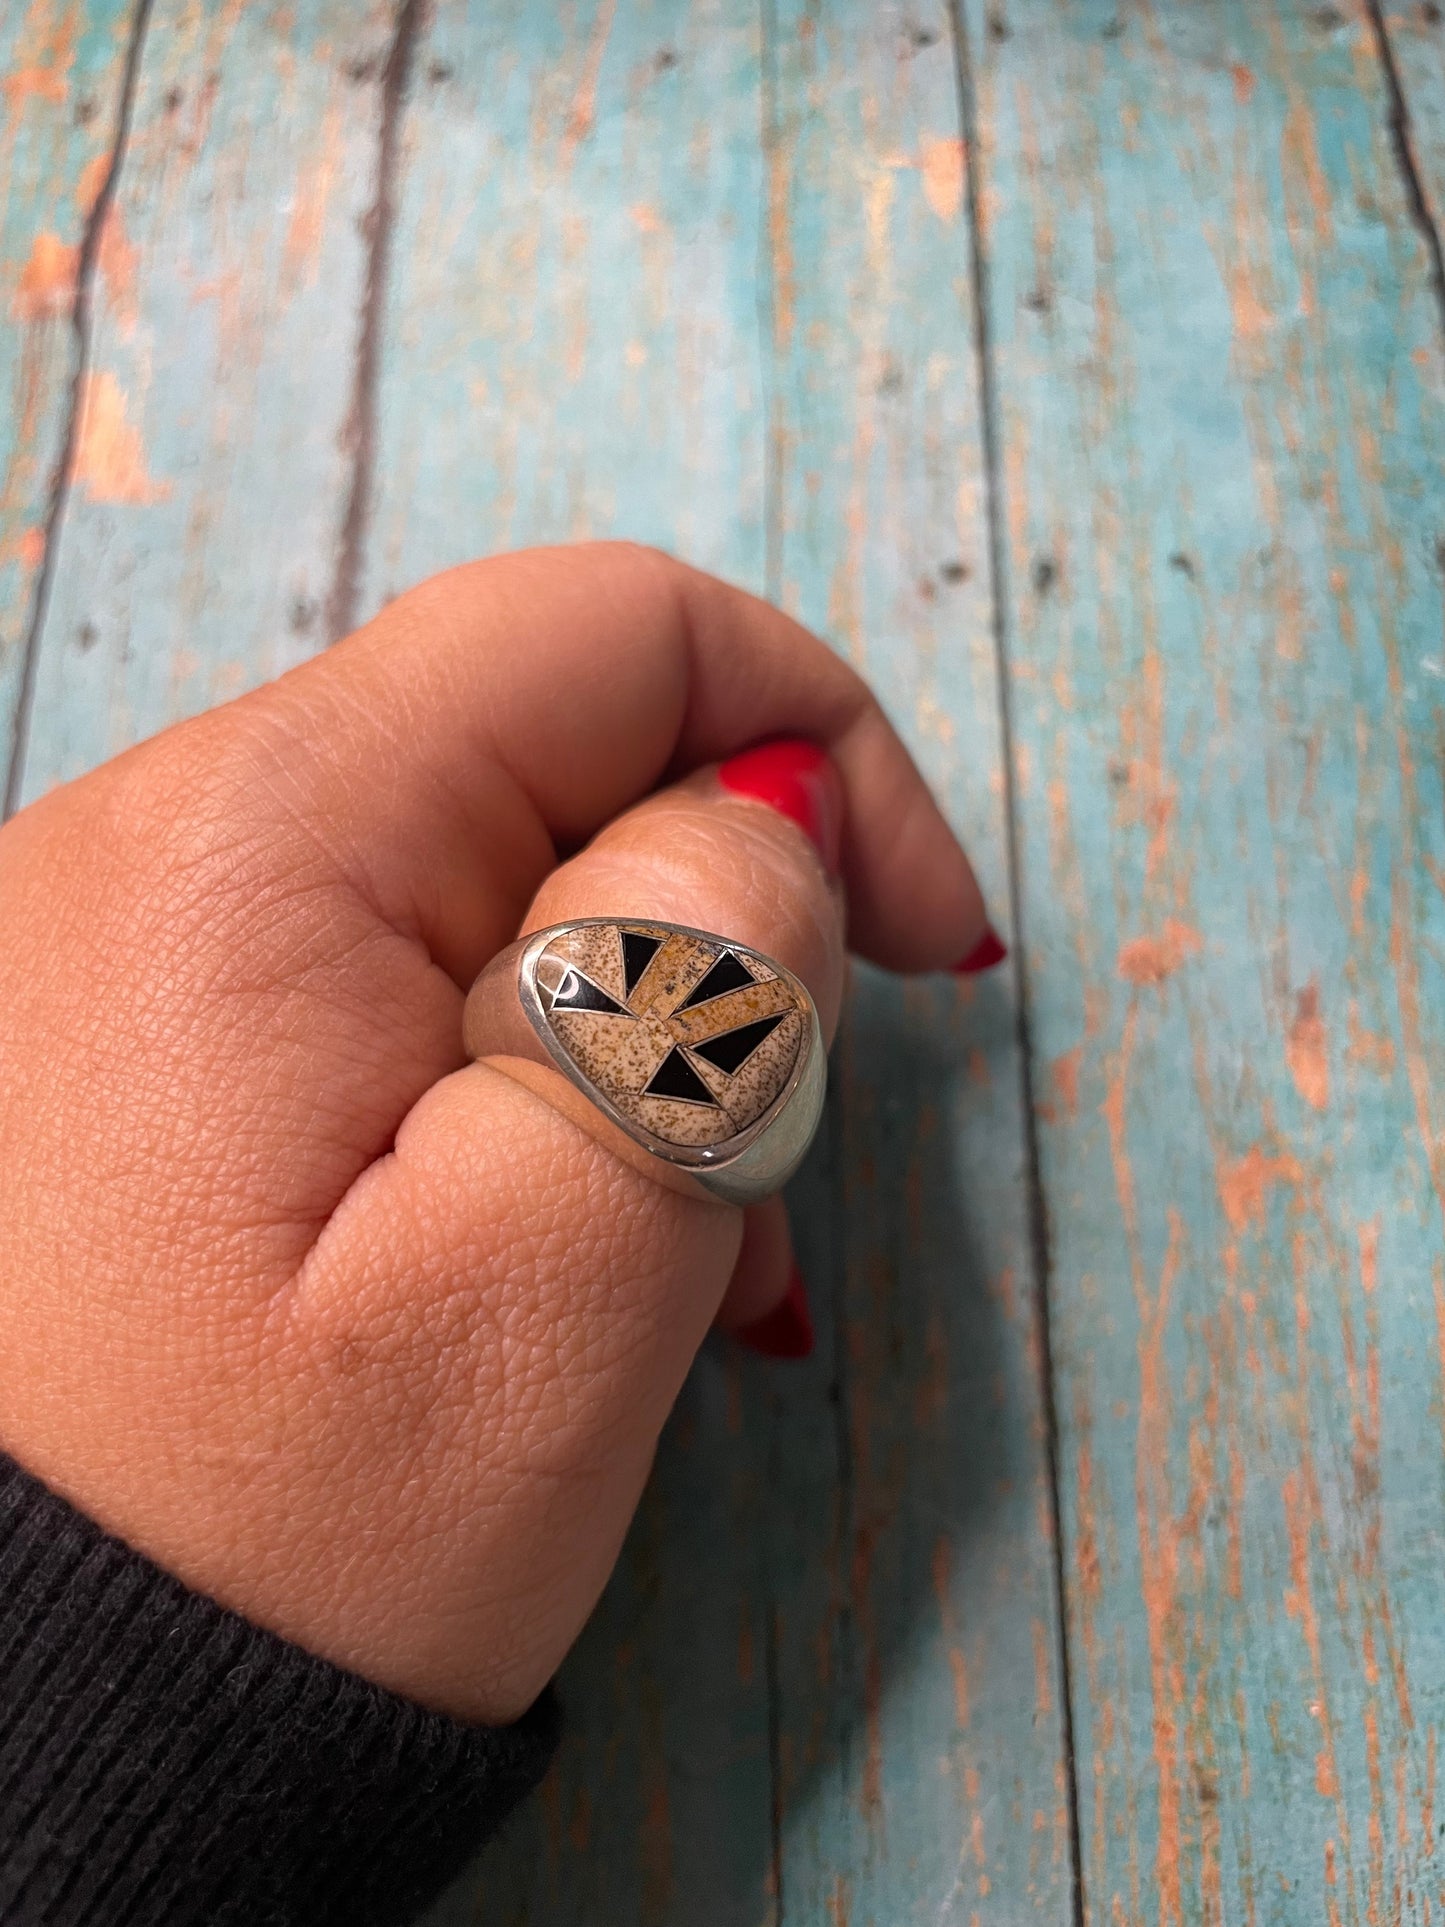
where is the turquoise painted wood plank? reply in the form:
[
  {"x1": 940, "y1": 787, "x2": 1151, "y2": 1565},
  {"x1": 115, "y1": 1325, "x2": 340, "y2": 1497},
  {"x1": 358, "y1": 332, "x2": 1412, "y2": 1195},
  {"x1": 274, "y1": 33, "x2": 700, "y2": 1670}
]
[
  {"x1": 371, "y1": 9, "x2": 781, "y2": 1921},
  {"x1": 14, "y1": 0, "x2": 393, "y2": 806},
  {"x1": 358, "y1": 0, "x2": 768, "y2": 605},
  {"x1": 0, "y1": 0, "x2": 137, "y2": 786},
  {"x1": 965, "y1": 0, "x2": 1445, "y2": 1919},
  {"x1": 362, "y1": 6, "x2": 1071, "y2": 1923},
  {"x1": 762, "y1": 3, "x2": 1072, "y2": 1921}
]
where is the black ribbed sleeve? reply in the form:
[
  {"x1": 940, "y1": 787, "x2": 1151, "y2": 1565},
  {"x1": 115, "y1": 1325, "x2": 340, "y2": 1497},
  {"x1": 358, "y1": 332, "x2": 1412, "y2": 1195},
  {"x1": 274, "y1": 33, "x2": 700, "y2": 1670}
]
[{"x1": 0, "y1": 1452, "x2": 559, "y2": 1926}]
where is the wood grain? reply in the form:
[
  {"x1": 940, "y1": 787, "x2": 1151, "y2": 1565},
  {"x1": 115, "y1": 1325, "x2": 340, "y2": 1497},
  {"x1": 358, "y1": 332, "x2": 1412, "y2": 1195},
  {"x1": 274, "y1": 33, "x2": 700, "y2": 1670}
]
[
  {"x1": 761, "y1": 4, "x2": 1071, "y2": 1922},
  {"x1": 365, "y1": 11, "x2": 780, "y2": 1921},
  {"x1": 361, "y1": 5, "x2": 1070, "y2": 1924},
  {"x1": 963, "y1": 0, "x2": 1445, "y2": 1918},
  {"x1": 12, "y1": 0, "x2": 392, "y2": 807},
  {"x1": 358, "y1": 0, "x2": 770, "y2": 599},
  {"x1": 0, "y1": 0, "x2": 138, "y2": 798}
]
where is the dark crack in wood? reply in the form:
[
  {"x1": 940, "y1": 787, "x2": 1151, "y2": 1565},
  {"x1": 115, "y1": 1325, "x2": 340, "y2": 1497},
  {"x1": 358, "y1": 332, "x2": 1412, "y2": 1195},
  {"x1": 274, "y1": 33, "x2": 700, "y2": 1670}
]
[
  {"x1": 324, "y1": 0, "x2": 429, "y2": 646},
  {"x1": 1364, "y1": 0, "x2": 1445, "y2": 338},
  {"x1": 947, "y1": 7, "x2": 1086, "y2": 1925},
  {"x1": 3, "y1": 0, "x2": 157, "y2": 820}
]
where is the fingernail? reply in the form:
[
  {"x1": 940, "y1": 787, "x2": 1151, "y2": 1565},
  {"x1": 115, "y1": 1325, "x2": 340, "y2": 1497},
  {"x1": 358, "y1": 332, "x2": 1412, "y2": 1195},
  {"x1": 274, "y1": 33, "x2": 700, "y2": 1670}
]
[
  {"x1": 735, "y1": 1266, "x2": 815, "y2": 1361},
  {"x1": 718, "y1": 739, "x2": 843, "y2": 877},
  {"x1": 952, "y1": 924, "x2": 1009, "y2": 974}
]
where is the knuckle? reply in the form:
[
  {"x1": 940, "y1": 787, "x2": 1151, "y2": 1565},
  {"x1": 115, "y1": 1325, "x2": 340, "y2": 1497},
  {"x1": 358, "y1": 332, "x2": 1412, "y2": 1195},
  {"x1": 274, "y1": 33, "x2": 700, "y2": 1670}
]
[{"x1": 288, "y1": 1099, "x2": 705, "y2": 1491}]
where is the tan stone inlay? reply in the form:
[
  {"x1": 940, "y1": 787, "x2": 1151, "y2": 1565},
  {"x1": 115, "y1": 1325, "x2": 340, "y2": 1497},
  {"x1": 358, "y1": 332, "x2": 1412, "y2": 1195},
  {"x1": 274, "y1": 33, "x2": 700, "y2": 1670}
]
[
  {"x1": 549, "y1": 1009, "x2": 671, "y2": 1095},
  {"x1": 548, "y1": 924, "x2": 627, "y2": 1003},
  {"x1": 627, "y1": 930, "x2": 731, "y2": 1015},
  {"x1": 535, "y1": 923, "x2": 807, "y2": 1151},
  {"x1": 667, "y1": 976, "x2": 795, "y2": 1047},
  {"x1": 615, "y1": 1090, "x2": 737, "y2": 1147}
]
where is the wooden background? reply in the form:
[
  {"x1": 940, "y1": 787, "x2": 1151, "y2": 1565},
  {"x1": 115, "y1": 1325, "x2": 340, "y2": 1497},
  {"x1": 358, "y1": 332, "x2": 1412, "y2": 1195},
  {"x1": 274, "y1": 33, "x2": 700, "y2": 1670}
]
[{"x1": 3, "y1": 1, "x2": 1444, "y2": 1921}]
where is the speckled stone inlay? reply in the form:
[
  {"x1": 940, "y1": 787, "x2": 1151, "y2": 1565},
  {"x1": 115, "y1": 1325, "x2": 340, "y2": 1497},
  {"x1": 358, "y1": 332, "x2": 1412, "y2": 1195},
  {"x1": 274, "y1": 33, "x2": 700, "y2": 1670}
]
[{"x1": 534, "y1": 922, "x2": 806, "y2": 1149}]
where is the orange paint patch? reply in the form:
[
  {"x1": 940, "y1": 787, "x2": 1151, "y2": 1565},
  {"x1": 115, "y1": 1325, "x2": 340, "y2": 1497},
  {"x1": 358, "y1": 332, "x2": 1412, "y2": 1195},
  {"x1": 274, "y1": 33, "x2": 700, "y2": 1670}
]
[
  {"x1": 2, "y1": 63, "x2": 68, "y2": 110},
  {"x1": 1137, "y1": 1210, "x2": 1185, "y2": 1927},
  {"x1": 1116, "y1": 919, "x2": 1202, "y2": 985},
  {"x1": 1281, "y1": 1468, "x2": 1343, "y2": 1838},
  {"x1": 11, "y1": 229, "x2": 76, "y2": 321},
  {"x1": 73, "y1": 371, "x2": 170, "y2": 505},
  {"x1": 1103, "y1": 1004, "x2": 1141, "y2": 1267},
  {"x1": 1229, "y1": 257, "x2": 1273, "y2": 342},
  {"x1": 1347, "y1": 1002, "x2": 1395, "y2": 1076},
  {"x1": 920, "y1": 136, "x2": 965, "y2": 223},
  {"x1": 75, "y1": 151, "x2": 108, "y2": 218},
  {"x1": 1074, "y1": 1434, "x2": 1101, "y2": 1609},
  {"x1": 97, "y1": 207, "x2": 138, "y2": 333},
  {"x1": 1231, "y1": 63, "x2": 1255, "y2": 102},
  {"x1": 1218, "y1": 1143, "x2": 1302, "y2": 1235},
  {"x1": 1032, "y1": 1616, "x2": 1053, "y2": 1720},
  {"x1": 1283, "y1": 94, "x2": 1334, "y2": 248},
  {"x1": 629, "y1": 201, "x2": 664, "y2": 235},
  {"x1": 1359, "y1": 1220, "x2": 1379, "y2": 1298},
  {"x1": 4, "y1": 3, "x2": 76, "y2": 113},
  {"x1": 766, "y1": 109, "x2": 795, "y2": 348},
  {"x1": 283, "y1": 103, "x2": 342, "y2": 290},
  {"x1": 561, "y1": 0, "x2": 617, "y2": 155},
  {"x1": 1050, "y1": 1045, "x2": 1082, "y2": 1120},
  {"x1": 1286, "y1": 982, "x2": 1329, "y2": 1111},
  {"x1": 14, "y1": 525, "x2": 45, "y2": 570}
]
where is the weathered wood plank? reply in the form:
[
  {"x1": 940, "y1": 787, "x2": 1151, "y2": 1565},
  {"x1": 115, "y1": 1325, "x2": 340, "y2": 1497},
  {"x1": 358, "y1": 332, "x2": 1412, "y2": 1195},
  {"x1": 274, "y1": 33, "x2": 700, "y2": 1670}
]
[
  {"x1": 762, "y1": 4, "x2": 1072, "y2": 1922},
  {"x1": 358, "y1": 0, "x2": 769, "y2": 603},
  {"x1": 13, "y1": 0, "x2": 393, "y2": 807},
  {"x1": 365, "y1": 5, "x2": 1071, "y2": 1923},
  {"x1": 964, "y1": 0, "x2": 1445, "y2": 1918},
  {"x1": 372, "y1": 8, "x2": 779, "y2": 1921},
  {"x1": 0, "y1": 0, "x2": 138, "y2": 795}
]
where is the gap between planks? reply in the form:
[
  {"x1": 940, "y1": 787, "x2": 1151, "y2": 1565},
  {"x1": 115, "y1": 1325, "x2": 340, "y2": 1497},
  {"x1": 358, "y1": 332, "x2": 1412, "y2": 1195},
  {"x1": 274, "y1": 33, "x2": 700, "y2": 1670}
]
[
  {"x1": 945, "y1": 7, "x2": 1087, "y2": 1925},
  {"x1": 1, "y1": 0, "x2": 156, "y2": 823},
  {"x1": 1363, "y1": 0, "x2": 1445, "y2": 337},
  {"x1": 324, "y1": 0, "x2": 431, "y2": 646}
]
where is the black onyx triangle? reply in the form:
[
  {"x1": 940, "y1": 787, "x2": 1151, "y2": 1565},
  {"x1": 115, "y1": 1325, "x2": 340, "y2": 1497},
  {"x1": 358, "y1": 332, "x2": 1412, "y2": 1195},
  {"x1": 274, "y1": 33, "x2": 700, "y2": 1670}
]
[
  {"x1": 679, "y1": 950, "x2": 754, "y2": 1010},
  {"x1": 692, "y1": 1011, "x2": 788, "y2": 1076},
  {"x1": 551, "y1": 968, "x2": 628, "y2": 1015},
  {"x1": 621, "y1": 930, "x2": 663, "y2": 996},
  {"x1": 643, "y1": 1048, "x2": 719, "y2": 1106}
]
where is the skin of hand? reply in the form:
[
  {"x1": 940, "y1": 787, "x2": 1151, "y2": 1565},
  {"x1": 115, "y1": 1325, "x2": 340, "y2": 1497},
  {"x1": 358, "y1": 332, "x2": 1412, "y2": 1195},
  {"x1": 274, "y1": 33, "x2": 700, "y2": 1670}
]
[{"x1": 0, "y1": 544, "x2": 992, "y2": 1726}]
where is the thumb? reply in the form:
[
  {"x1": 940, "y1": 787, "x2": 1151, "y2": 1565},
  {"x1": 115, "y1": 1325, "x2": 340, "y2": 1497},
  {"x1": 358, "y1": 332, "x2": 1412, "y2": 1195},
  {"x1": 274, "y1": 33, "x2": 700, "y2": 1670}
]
[
  {"x1": 291, "y1": 1055, "x2": 736, "y2": 1725},
  {"x1": 286, "y1": 747, "x2": 845, "y2": 1724}
]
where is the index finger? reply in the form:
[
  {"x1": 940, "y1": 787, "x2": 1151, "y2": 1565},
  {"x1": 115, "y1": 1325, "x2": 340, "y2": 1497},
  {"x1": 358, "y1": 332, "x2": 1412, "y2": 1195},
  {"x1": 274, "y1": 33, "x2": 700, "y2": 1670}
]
[{"x1": 238, "y1": 542, "x2": 991, "y2": 980}]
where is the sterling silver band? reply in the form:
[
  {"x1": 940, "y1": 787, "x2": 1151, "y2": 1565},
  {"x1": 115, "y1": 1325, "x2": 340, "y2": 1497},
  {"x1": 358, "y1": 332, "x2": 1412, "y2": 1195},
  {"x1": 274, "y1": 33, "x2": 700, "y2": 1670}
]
[{"x1": 463, "y1": 918, "x2": 826, "y2": 1205}]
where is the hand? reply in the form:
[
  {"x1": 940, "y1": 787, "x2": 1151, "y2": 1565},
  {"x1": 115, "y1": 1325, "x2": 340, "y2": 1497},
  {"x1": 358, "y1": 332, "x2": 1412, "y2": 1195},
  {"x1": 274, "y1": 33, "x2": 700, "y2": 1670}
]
[{"x1": 0, "y1": 544, "x2": 995, "y2": 1724}]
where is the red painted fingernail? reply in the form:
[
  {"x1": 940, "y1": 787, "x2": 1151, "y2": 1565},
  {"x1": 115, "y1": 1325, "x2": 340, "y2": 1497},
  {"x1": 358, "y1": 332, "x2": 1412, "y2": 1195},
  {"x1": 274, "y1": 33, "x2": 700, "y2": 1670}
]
[
  {"x1": 735, "y1": 1266, "x2": 815, "y2": 1361},
  {"x1": 952, "y1": 924, "x2": 1009, "y2": 974},
  {"x1": 718, "y1": 738, "x2": 843, "y2": 877}
]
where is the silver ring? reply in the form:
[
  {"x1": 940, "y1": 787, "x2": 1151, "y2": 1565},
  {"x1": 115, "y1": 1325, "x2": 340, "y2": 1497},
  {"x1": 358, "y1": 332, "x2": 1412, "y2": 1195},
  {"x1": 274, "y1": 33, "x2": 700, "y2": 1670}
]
[{"x1": 463, "y1": 918, "x2": 826, "y2": 1205}]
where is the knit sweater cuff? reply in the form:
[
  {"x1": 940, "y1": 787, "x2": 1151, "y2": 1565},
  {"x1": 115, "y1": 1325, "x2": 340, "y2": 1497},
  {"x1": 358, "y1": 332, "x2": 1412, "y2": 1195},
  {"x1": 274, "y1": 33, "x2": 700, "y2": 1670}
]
[{"x1": 0, "y1": 1451, "x2": 559, "y2": 1927}]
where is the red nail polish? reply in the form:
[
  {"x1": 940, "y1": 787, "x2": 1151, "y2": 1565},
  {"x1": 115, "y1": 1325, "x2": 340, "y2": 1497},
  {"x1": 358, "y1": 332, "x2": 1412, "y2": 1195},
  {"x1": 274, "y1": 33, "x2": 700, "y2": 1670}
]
[
  {"x1": 952, "y1": 925, "x2": 1008, "y2": 974},
  {"x1": 718, "y1": 739, "x2": 843, "y2": 877},
  {"x1": 735, "y1": 1267, "x2": 815, "y2": 1361}
]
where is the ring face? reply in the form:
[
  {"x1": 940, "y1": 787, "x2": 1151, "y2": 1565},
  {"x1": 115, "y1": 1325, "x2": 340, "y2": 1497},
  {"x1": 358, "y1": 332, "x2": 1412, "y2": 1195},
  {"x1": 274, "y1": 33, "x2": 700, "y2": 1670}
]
[{"x1": 529, "y1": 921, "x2": 807, "y2": 1153}]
